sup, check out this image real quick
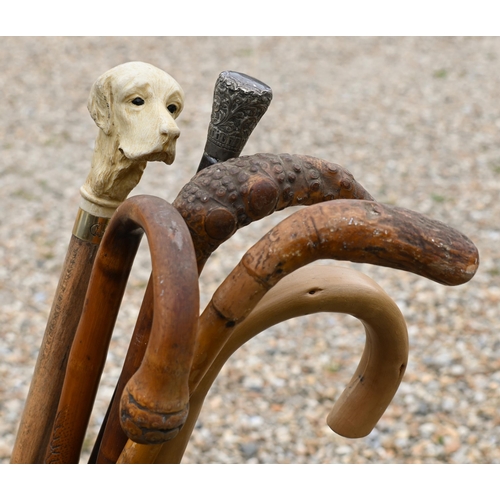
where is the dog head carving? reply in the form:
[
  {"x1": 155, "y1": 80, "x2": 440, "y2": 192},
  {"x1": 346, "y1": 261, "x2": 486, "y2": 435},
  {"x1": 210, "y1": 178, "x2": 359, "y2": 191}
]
[
  {"x1": 88, "y1": 61, "x2": 184, "y2": 164},
  {"x1": 82, "y1": 62, "x2": 184, "y2": 210}
]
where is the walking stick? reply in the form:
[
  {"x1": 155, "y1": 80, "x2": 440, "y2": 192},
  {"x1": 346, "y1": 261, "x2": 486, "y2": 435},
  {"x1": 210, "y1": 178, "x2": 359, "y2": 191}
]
[
  {"x1": 44, "y1": 196, "x2": 199, "y2": 464},
  {"x1": 89, "y1": 72, "x2": 273, "y2": 463},
  {"x1": 120, "y1": 198, "x2": 478, "y2": 463},
  {"x1": 153, "y1": 264, "x2": 409, "y2": 463},
  {"x1": 91, "y1": 153, "x2": 374, "y2": 463},
  {"x1": 11, "y1": 62, "x2": 185, "y2": 463}
]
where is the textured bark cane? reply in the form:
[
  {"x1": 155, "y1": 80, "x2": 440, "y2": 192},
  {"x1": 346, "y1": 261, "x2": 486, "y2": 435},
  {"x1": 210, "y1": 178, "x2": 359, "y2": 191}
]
[
  {"x1": 92, "y1": 153, "x2": 375, "y2": 463},
  {"x1": 154, "y1": 265, "x2": 409, "y2": 463},
  {"x1": 175, "y1": 153, "x2": 374, "y2": 272},
  {"x1": 44, "y1": 196, "x2": 199, "y2": 463},
  {"x1": 187, "y1": 199, "x2": 478, "y2": 399}
]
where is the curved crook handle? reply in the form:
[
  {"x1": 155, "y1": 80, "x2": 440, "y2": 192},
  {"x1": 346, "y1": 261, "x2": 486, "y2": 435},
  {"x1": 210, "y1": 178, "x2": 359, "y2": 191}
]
[
  {"x1": 153, "y1": 264, "x2": 408, "y2": 463},
  {"x1": 173, "y1": 153, "x2": 374, "y2": 272},
  {"x1": 44, "y1": 195, "x2": 199, "y2": 463}
]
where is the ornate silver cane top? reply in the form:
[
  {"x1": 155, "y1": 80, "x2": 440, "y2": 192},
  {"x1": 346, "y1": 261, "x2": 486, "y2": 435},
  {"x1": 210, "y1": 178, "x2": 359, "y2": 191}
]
[{"x1": 197, "y1": 71, "x2": 273, "y2": 172}]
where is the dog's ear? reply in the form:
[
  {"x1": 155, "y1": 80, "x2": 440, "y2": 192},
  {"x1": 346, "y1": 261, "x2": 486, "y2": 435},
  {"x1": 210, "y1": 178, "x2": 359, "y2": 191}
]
[{"x1": 87, "y1": 75, "x2": 113, "y2": 135}]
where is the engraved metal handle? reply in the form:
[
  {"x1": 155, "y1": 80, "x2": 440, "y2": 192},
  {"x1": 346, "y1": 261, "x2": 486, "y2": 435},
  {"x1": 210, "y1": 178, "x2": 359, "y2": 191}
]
[{"x1": 197, "y1": 71, "x2": 273, "y2": 172}]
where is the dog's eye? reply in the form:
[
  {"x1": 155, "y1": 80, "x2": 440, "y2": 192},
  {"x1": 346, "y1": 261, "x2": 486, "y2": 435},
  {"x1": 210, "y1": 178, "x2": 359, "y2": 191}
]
[
  {"x1": 132, "y1": 97, "x2": 145, "y2": 106},
  {"x1": 167, "y1": 104, "x2": 178, "y2": 114}
]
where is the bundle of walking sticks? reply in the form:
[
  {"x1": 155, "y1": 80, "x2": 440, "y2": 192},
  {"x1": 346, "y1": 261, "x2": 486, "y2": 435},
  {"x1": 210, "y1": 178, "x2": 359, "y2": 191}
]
[{"x1": 10, "y1": 63, "x2": 479, "y2": 464}]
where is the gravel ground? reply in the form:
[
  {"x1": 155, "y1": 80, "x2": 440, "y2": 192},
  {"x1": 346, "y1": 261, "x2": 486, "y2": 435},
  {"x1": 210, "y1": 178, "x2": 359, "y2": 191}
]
[{"x1": 0, "y1": 36, "x2": 499, "y2": 464}]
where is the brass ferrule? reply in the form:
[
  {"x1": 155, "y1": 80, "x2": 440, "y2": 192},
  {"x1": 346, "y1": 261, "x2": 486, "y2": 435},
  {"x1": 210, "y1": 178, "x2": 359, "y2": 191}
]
[{"x1": 72, "y1": 208, "x2": 110, "y2": 244}]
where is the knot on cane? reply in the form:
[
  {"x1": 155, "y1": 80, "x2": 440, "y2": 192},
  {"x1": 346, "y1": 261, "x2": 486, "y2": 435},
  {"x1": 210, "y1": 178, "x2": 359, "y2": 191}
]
[{"x1": 120, "y1": 386, "x2": 189, "y2": 445}]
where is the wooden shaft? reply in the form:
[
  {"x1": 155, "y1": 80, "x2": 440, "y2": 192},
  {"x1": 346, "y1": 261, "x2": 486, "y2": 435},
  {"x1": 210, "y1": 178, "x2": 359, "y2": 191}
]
[
  {"x1": 154, "y1": 265, "x2": 409, "y2": 463},
  {"x1": 44, "y1": 196, "x2": 199, "y2": 463},
  {"x1": 116, "y1": 438, "x2": 163, "y2": 464},
  {"x1": 89, "y1": 280, "x2": 155, "y2": 463},
  {"x1": 10, "y1": 233, "x2": 100, "y2": 463}
]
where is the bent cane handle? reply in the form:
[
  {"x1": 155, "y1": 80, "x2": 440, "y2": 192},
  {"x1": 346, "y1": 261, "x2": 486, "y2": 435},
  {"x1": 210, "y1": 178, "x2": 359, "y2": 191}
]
[
  {"x1": 44, "y1": 195, "x2": 199, "y2": 463},
  {"x1": 174, "y1": 153, "x2": 374, "y2": 272},
  {"x1": 154, "y1": 264, "x2": 408, "y2": 463}
]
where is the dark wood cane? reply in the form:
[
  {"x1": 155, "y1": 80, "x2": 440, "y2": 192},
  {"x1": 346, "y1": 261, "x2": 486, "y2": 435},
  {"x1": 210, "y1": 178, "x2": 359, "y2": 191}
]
[{"x1": 11, "y1": 62, "x2": 185, "y2": 463}]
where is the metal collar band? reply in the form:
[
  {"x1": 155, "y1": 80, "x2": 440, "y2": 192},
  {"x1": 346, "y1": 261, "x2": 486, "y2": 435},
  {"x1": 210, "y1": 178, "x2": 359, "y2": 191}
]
[{"x1": 72, "y1": 208, "x2": 110, "y2": 244}]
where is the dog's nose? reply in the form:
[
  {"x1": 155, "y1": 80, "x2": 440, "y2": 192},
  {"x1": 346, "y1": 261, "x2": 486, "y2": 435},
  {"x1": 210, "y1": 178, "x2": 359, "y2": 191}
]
[{"x1": 159, "y1": 113, "x2": 180, "y2": 139}]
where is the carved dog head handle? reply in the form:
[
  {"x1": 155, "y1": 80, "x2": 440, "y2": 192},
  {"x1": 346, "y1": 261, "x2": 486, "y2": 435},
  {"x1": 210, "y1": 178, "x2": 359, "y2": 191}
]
[
  {"x1": 82, "y1": 61, "x2": 184, "y2": 214},
  {"x1": 197, "y1": 71, "x2": 273, "y2": 172}
]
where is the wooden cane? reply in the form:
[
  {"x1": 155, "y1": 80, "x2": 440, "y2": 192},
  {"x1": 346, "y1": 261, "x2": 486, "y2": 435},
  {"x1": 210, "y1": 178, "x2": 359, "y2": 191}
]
[
  {"x1": 91, "y1": 153, "x2": 375, "y2": 463},
  {"x1": 153, "y1": 264, "x2": 409, "y2": 463},
  {"x1": 176, "y1": 153, "x2": 375, "y2": 273},
  {"x1": 11, "y1": 62, "x2": 185, "y2": 463},
  {"x1": 44, "y1": 195, "x2": 199, "y2": 464},
  {"x1": 119, "y1": 199, "x2": 479, "y2": 463}
]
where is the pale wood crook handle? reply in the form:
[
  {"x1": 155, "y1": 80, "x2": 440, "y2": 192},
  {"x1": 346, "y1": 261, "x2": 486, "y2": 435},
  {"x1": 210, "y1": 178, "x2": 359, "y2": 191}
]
[{"x1": 153, "y1": 264, "x2": 408, "y2": 463}]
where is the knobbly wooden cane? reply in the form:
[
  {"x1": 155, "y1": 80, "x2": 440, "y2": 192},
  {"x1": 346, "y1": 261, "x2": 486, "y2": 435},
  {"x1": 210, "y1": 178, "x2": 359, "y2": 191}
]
[
  {"x1": 11, "y1": 61, "x2": 185, "y2": 463},
  {"x1": 44, "y1": 195, "x2": 199, "y2": 464},
  {"x1": 153, "y1": 264, "x2": 409, "y2": 463},
  {"x1": 119, "y1": 199, "x2": 478, "y2": 464},
  {"x1": 89, "y1": 73, "x2": 273, "y2": 463},
  {"x1": 91, "y1": 153, "x2": 375, "y2": 463}
]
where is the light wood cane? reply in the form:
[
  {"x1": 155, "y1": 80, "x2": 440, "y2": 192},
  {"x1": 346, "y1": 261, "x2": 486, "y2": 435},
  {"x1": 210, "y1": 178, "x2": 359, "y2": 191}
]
[{"x1": 153, "y1": 264, "x2": 409, "y2": 463}]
